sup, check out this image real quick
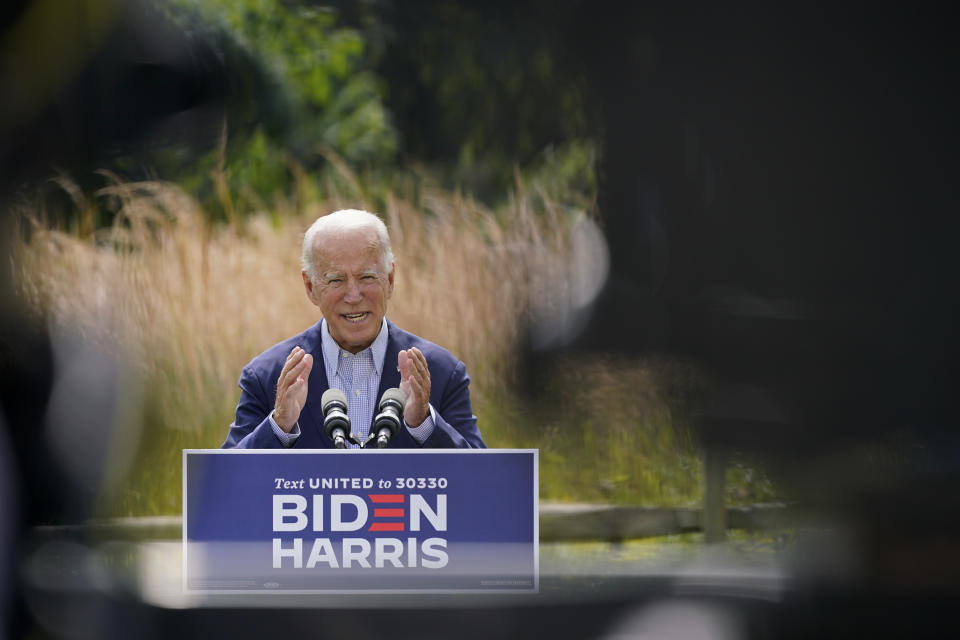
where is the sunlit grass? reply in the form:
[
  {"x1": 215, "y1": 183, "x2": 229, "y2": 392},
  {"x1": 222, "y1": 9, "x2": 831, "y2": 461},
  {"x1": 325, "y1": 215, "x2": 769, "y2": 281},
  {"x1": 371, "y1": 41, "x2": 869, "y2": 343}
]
[
  {"x1": 13, "y1": 170, "x2": 774, "y2": 518},
  {"x1": 542, "y1": 529, "x2": 794, "y2": 569}
]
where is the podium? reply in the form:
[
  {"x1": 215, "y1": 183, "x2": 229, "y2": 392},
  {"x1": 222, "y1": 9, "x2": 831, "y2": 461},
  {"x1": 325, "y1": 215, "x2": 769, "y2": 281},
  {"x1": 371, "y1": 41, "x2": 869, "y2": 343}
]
[{"x1": 183, "y1": 449, "x2": 538, "y2": 593}]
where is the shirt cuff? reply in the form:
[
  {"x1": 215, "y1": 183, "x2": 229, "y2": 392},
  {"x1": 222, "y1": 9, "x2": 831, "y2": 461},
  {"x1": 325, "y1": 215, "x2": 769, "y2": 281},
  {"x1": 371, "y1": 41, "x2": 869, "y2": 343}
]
[
  {"x1": 269, "y1": 412, "x2": 301, "y2": 448},
  {"x1": 405, "y1": 404, "x2": 437, "y2": 444}
]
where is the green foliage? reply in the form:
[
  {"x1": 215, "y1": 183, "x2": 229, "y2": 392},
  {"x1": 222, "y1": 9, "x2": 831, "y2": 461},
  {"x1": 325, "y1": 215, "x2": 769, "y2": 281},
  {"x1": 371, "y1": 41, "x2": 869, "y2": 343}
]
[
  {"x1": 477, "y1": 356, "x2": 708, "y2": 508},
  {"x1": 152, "y1": 0, "x2": 397, "y2": 216},
  {"x1": 518, "y1": 139, "x2": 598, "y2": 213},
  {"x1": 374, "y1": 1, "x2": 595, "y2": 199},
  {"x1": 189, "y1": 0, "x2": 396, "y2": 163}
]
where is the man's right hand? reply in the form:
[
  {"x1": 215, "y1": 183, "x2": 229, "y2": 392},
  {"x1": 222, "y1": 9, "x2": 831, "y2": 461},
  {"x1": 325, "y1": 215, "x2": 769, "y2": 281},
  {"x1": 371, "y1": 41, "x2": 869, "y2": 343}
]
[{"x1": 273, "y1": 347, "x2": 313, "y2": 432}]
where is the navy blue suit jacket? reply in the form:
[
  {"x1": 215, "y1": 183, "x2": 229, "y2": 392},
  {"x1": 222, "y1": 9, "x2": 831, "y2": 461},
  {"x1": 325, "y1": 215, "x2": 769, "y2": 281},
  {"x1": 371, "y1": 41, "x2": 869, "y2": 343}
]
[{"x1": 222, "y1": 320, "x2": 485, "y2": 449}]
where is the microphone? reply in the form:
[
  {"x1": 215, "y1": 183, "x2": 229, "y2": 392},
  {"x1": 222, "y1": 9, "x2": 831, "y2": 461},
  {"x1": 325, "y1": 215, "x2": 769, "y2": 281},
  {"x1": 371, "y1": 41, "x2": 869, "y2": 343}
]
[
  {"x1": 368, "y1": 388, "x2": 406, "y2": 448},
  {"x1": 321, "y1": 388, "x2": 351, "y2": 449}
]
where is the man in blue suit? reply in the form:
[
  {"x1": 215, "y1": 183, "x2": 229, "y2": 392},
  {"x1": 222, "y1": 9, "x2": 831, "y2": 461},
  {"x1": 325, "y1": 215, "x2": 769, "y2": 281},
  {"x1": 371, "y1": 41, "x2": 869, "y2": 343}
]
[{"x1": 222, "y1": 209, "x2": 485, "y2": 449}]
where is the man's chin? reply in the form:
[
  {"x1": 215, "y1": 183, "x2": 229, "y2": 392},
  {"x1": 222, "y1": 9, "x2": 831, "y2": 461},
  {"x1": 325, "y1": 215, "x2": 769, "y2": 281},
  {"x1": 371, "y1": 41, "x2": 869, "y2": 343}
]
[{"x1": 331, "y1": 323, "x2": 377, "y2": 353}]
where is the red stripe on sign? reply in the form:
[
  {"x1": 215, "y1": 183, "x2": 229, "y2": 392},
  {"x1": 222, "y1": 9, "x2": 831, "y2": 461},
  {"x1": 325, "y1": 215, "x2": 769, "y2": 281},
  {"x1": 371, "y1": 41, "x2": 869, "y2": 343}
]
[
  {"x1": 368, "y1": 494, "x2": 404, "y2": 503},
  {"x1": 368, "y1": 522, "x2": 404, "y2": 532},
  {"x1": 374, "y1": 508, "x2": 404, "y2": 518}
]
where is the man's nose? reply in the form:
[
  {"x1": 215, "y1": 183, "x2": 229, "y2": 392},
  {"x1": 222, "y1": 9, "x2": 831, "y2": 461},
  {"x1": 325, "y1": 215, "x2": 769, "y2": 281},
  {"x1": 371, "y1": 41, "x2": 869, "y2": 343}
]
[{"x1": 344, "y1": 280, "x2": 363, "y2": 303}]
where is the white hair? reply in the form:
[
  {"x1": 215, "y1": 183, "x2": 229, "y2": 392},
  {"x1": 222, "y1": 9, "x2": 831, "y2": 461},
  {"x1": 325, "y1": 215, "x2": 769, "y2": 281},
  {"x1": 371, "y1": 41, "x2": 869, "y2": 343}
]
[{"x1": 301, "y1": 209, "x2": 394, "y2": 281}]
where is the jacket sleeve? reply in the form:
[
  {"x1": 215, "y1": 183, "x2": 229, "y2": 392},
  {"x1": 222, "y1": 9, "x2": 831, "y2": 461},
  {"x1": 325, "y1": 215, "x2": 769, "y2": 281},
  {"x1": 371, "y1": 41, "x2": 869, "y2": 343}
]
[
  {"x1": 393, "y1": 360, "x2": 485, "y2": 449},
  {"x1": 222, "y1": 364, "x2": 286, "y2": 449}
]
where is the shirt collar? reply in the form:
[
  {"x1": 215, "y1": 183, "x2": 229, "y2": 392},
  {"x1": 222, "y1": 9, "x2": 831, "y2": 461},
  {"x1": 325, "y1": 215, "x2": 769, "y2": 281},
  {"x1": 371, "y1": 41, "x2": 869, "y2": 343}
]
[{"x1": 320, "y1": 316, "x2": 389, "y2": 379}]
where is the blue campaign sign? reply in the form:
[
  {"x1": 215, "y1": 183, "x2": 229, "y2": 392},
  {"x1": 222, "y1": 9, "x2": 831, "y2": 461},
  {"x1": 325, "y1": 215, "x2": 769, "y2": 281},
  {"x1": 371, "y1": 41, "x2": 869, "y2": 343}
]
[{"x1": 183, "y1": 449, "x2": 538, "y2": 593}]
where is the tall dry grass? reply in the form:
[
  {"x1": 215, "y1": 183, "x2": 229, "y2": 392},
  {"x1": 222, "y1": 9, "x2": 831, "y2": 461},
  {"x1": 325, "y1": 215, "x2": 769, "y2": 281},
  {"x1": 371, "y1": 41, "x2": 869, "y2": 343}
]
[
  {"x1": 12, "y1": 173, "x2": 742, "y2": 516},
  {"x1": 18, "y1": 178, "x2": 551, "y2": 397}
]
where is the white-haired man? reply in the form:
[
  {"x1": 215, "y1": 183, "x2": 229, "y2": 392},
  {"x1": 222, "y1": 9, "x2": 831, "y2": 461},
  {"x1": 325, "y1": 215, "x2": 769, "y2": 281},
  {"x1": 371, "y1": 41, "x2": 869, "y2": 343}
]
[{"x1": 223, "y1": 209, "x2": 485, "y2": 449}]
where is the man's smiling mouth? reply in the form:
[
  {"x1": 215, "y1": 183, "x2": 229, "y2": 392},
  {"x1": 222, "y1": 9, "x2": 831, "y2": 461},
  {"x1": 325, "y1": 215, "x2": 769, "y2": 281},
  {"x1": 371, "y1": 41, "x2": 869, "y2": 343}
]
[{"x1": 342, "y1": 312, "x2": 369, "y2": 323}]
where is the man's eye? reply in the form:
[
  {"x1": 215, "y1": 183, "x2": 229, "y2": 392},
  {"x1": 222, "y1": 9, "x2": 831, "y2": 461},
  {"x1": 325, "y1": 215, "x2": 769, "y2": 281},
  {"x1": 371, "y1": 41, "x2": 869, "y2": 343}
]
[{"x1": 328, "y1": 278, "x2": 343, "y2": 285}]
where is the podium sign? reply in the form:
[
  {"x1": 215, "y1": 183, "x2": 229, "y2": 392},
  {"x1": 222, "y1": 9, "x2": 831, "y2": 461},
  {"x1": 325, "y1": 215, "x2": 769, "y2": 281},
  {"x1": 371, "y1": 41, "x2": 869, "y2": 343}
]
[{"x1": 183, "y1": 449, "x2": 538, "y2": 593}]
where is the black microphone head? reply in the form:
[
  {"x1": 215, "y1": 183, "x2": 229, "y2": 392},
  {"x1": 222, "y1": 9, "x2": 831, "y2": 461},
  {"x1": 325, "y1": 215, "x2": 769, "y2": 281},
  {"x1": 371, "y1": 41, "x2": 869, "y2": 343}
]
[
  {"x1": 374, "y1": 387, "x2": 406, "y2": 439},
  {"x1": 321, "y1": 388, "x2": 348, "y2": 412},
  {"x1": 380, "y1": 387, "x2": 406, "y2": 411},
  {"x1": 321, "y1": 388, "x2": 350, "y2": 440}
]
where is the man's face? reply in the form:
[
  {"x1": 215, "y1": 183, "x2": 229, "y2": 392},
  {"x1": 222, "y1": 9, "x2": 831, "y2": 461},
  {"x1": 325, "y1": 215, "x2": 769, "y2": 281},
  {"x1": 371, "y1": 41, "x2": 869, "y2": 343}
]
[{"x1": 302, "y1": 227, "x2": 394, "y2": 353}]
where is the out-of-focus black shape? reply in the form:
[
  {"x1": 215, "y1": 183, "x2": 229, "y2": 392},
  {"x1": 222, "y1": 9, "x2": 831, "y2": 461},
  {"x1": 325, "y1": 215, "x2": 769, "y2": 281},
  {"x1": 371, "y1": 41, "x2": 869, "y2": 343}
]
[
  {"x1": 542, "y1": 3, "x2": 959, "y2": 449},
  {"x1": 0, "y1": 1, "x2": 287, "y2": 636},
  {"x1": 14, "y1": 573, "x2": 960, "y2": 639},
  {"x1": 522, "y1": 0, "x2": 960, "y2": 607},
  {"x1": 0, "y1": 306, "x2": 57, "y2": 524},
  {"x1": 0, "y1": 0, "x2": 295, "y2": 522},
  {"x1": 0, "y1": 0, "x2": 289, "y2": 199}
]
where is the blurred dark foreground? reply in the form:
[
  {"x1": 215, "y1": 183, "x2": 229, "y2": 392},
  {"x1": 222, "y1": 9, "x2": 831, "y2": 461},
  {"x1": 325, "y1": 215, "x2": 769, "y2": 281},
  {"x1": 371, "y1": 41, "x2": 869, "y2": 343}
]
[
  {"x1": 3, "y1": 0, "x2": 960, "y2": 638},
  {"x1": 14, "y1": 530, "x2": 955, "y2": 640}
]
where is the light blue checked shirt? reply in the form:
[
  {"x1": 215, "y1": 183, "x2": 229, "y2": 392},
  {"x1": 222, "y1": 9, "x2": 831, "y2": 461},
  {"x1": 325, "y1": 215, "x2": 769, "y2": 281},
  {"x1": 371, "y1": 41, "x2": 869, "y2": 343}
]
[{"x1": 270, "y1": 318, "x2": 436, "y2": 447}]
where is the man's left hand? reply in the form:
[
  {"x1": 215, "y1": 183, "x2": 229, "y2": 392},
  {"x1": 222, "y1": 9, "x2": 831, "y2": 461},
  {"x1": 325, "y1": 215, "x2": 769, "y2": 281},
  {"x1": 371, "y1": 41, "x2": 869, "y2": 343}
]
[{"x1": 398, "y1": 347, "x2": 430, "y2": 427}]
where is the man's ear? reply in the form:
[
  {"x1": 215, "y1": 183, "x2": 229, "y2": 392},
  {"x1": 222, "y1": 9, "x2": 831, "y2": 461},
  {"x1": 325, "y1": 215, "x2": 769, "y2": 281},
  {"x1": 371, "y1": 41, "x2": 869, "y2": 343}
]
[
  {"x1": 302, "y1": 271, "x2": 319, "y2": 306},
  {"x1": 387, "y1": 263, "x2": 395, "y2": 297}
]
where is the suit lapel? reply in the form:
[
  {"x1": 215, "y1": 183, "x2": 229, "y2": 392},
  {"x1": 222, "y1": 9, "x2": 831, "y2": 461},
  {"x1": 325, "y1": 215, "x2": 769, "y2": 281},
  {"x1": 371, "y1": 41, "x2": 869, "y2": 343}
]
[
  {"x1": 302, "y1": 321, "x2": 331, "y2": 445},
  {"x1": 377, "y1": 320, "x2": 404, "y2": 403}
]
